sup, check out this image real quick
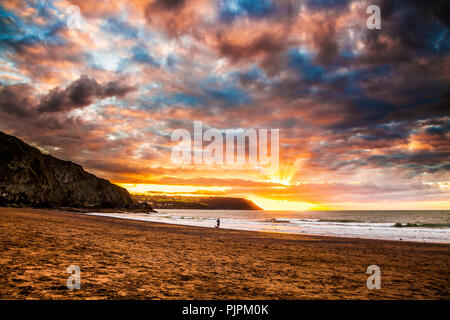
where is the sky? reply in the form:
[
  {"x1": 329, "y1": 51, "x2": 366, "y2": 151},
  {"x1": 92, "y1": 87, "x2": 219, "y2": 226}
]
[{"x1": 0, "y1": 0, "x2": 449, "y2": 210}]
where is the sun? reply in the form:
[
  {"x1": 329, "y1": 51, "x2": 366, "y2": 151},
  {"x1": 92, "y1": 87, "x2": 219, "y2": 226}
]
[{"x1": 264, "y1": 165, "x2": 299, "y2": 186}]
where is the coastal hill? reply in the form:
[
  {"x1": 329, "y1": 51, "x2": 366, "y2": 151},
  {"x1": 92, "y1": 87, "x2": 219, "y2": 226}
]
[
  {"x1": 133, "y1": 194, "x2": 263, "y2": 210},
  {"x1": 0, "y1": 131, "x2": 132, "y2": 208}
]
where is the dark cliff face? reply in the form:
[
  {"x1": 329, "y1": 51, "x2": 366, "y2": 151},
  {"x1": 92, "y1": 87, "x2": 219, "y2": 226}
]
[{"x1": 0, "y1": 132, "x2": 132, "y2": 208}]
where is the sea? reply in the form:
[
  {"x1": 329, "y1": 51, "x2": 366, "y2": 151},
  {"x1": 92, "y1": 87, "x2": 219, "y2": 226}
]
[{"x1": 85, "y1": 209, "x2": 450, "y2": 243}]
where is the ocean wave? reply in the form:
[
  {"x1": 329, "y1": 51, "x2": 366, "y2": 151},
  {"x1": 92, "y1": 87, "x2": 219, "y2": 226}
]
[
  {"x1": 393, "y1": 222, "x2": 450, "y2": 228},
  {"x1": 318, "y1": 219, "x2": 358, "y2": 223},
  {"x1": 264, "y1": 219, "x2": 292, "y2": 224},
  {"x1": 265, "y1": 218, "x2": 450, "y2": 229}
]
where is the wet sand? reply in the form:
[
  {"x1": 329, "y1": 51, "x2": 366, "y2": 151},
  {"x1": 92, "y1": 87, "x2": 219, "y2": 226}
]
[{"x1": 0, "y1": 207, "x2": 448, "y2": 299}]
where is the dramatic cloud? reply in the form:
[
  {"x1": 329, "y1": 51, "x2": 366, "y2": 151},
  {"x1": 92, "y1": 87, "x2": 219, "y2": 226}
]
[
  {"x1": 38, "y1": 76, "x2": 136, "y2": 113},
  {"x1": 0, "y1": 76, "x2": 135, "y2": 115},
  {"x1": 0, "y1": 0, "x2": 449, "y2": 209},
  {"x1": 0, "y1": 83, "x2": 37, "y2": 117}
]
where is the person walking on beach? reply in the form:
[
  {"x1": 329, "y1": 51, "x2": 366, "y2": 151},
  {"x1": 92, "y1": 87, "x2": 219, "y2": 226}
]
[{"x1": 216, "y1": 218, "x2": 220, "y2": 228}]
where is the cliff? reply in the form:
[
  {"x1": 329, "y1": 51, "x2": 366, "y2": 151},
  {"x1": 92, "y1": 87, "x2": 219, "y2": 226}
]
[{"x1": 0, "y1": 131, "x2": 133, "y2": 208}]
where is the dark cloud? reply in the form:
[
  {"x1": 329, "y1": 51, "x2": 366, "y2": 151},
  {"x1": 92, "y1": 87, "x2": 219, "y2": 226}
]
[
  {"x1": 83, "y1": 160, "x2": 162, "y2": 176},
  {"x1": 368, "y1": 151, "x2": 450, "y2": 170},
  {"x1": 152, "y1": 0, "x2": 185, "y2": 11},
  {"x1": 312, "y1": 20, "x2": 339, "y2": 66},
  {"x1": 391, "y1": 0, "x2": 450, "y2": 27},
  {"x1": 306, "y1": 0, "x2": 352, "y2": 11},
  {"x1": 38, "y1": 76, "x2": 136, "y2": 113},
  {"x1": 214, "y1": 31, "x2": 292, "y2": 75},
  {"x1": 0, "y1": 76, "x2": 136, "y2": 121},
  {"x1": 0, "y1": 84, "x2": 36, "y2": 117},
  {"x1": 103, "y1": 80, "x2": 137, "y2": 97},
  {"x1": 216, "y1": 32, "x2": 288, "y2": 62},
  {"x1": 144, "y1": 0, "x2": 189, "y2": 37},
  {"x1": 359, "y1": 0, "x2": 450, "y2": 65},
  {"x1": 387, "y1": 86, "x2": 450, "y2": 122}
]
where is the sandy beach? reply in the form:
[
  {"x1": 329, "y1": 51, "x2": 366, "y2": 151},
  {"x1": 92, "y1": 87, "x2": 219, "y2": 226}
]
[{"x1": 0, "y1": 207, "x2": 448, "y2": 299}]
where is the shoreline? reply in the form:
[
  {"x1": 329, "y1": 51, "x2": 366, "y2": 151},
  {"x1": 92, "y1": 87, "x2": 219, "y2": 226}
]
[
  {"x1": 1, "y1": 207, "x2": 449, "y2": 299},
  {"x1": 83, "y1": 210, "x2": 450, "y2": 245}
]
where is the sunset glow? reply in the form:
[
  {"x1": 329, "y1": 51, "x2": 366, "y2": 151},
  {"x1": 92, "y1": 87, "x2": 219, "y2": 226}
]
[{"x1": 0, "y1": 0, "x2": 449, "y2": 210}]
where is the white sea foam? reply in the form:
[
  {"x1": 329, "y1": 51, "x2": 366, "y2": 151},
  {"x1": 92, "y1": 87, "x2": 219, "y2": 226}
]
[{"x1": 84, "y1": 209, "x2": 450, "y2": 243}]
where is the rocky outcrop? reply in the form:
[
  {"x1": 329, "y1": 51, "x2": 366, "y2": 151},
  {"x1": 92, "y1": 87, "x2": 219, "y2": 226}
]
[{"x1": 0, "y1": 131, "x2": 133, "y2": 208}]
